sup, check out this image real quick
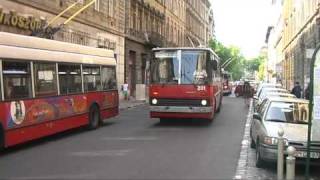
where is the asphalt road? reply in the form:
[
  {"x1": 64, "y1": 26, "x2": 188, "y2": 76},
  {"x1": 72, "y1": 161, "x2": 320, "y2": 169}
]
[{"x1": 0, "y1": 97, "x2": 247, "y2": 179}]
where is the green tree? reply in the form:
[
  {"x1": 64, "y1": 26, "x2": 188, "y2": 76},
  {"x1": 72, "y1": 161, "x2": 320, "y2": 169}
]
[
  {"x1": 209, "y1": 39, "x2": 245, "y2": 80},
  {"x1": 245, "y1": 56, "x2": 264, "y2": 73}
]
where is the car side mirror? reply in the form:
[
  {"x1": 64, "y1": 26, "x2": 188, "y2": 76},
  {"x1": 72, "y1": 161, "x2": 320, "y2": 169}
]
[{"x1": 253, "y1": 113, "x2": 262, "y2": 121}]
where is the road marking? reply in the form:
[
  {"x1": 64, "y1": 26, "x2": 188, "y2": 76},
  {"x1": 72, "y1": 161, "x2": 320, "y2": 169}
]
[
  {"x1": 70, "y1": 149, "x2": 133, "y2": 157},
  {"x1": 234, "y1": 99, "x2": 253, "y2": 180},
  {"x1": 102, "y1": 137, "x2": 158, "y2": 141},
  {"x1": 5, "y1": 174, "x2": 96, "y2": 179}
]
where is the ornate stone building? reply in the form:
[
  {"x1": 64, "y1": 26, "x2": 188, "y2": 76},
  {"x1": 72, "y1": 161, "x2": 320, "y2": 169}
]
[
  {"x1": 185, "y1": 0, "x2": 212, "y2": 47},
  {"x1": 282, "y1": 0, "x2": 320, "y2": 90},
  {"x1": 124, "y1": 0, "x2": 214, "y2": 100},
  {"x1": 0, "y1": 0, "x2": 126, "y2": 91},
  {"x1": 0, "y1": 0, "x2": 214, "y2": 100}
]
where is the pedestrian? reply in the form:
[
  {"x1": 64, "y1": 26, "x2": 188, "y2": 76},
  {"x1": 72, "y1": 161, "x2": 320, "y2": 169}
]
[
  {"x1": 243, "y1": 81, "x2": 253, "y2": 107},
  {"x1": 291, "y1": 82, "x2": 302, "y2": 98},
  {"x1": 122, "y1": 80, "x2": 129, "y2": 101},
  {"x1": 305, "y1": 83, "x2": 310, "y2": 100}
]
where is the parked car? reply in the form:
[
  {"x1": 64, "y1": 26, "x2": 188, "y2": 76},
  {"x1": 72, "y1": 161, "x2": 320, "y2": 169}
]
[
  {"x1": 234, "y1": 81, "x2": 244, "y2": 97},
  {"x1": 250, "y1": 97, "x2": 320, "y2": 167},
  {"x1": 255, "y1": 83, "x2": 282, "y2": 98},
  {"x1": 234, "y1": 81, "x2": 255, "y2": 97},
  {"x1": 264, "y1": 92, "x2": 295, "y2": 99},
  {"x1": 253, "y1": 87, "x2": 288, "y2": 110}
]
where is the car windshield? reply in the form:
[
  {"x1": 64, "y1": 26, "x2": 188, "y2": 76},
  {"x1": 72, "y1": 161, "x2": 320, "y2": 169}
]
[{"x1": 265, "y1": 101, "x2": 308, "y2": 124}]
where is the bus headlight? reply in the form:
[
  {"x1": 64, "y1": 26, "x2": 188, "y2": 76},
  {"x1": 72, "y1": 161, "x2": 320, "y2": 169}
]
[
  {"x1": 201, "y1": 100, "x2": 207, "y2": 106},
  {"x1": 151, "y1": 98, "x2": 158, "y2": 105}
]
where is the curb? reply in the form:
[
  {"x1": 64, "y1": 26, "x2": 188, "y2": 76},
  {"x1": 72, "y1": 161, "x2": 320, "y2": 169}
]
[{"x1": 234, "y1": 99, "x2": 254, "y2": 180}]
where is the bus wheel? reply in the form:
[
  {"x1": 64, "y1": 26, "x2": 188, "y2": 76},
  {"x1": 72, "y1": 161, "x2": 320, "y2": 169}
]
[
  {"x1": 88, "y1": 105, "x2": 100, "y2": 130},
  {"x1": 216, "y1": 98, "x2": 222, "y2": 113}
]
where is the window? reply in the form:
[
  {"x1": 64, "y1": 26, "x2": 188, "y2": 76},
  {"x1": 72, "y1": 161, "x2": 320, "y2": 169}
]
[
  {"x1": 34, "y1": 62, "x2": 58, "y2": 97},
  {"x1": 101, "y1": 66, "x2": 117, "y2": 90},
  {"x1": 58, "y1": 64, "x2": 82, "y2": 95},
  {"x1": 83, "y1": 66, "x2": 101, "y2": 92},
  {"x1": 2, "y1": 61, "x2": 32, "y2": 100}
]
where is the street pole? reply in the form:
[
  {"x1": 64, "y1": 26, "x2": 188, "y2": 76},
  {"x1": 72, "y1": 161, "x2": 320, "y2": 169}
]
[
  {"x1": 286, "y1": 146, "x2": 296, "y2": 180},
  {"x1": 277, "y1": 128, "x2": 284, "y2": 180},
  {"x1": 306, "y1": 44, "x2": 320, "y2": 179}
]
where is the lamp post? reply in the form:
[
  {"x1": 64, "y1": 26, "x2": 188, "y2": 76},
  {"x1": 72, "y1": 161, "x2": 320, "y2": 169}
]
[{"x1": 306, "y1": 43, "x2": 320, "y2": 179}]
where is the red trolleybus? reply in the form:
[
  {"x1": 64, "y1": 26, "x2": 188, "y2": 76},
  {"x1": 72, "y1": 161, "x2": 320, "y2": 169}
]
[
  {"x1": 222, "y1": 70, "x2": 232, "y2": 95},
  {"x1": 149, "y1": 47, "x2": 223, "y2": 123},
  {"x1": 0, "y1": 32, "x2": 118, "y2": 148}
]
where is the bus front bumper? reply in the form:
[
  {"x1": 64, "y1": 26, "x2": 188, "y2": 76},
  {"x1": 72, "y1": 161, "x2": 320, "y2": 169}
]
[{"x1": 150, "y1": 106, "x2": 212, "y2": 113}]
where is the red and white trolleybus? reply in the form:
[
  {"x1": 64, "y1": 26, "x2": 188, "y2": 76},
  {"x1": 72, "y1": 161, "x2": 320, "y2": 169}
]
[
  {"x1": 149, "y1": 47, "x2": 223, "y2": 123},
  {"x1": 0, "y1": 32, "x2": 118, "y2": 148}
]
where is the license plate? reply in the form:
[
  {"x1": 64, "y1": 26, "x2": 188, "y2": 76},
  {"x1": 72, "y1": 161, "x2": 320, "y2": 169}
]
[{"x1": 295, "y1": 151, "x2": 320, "y2": 159}]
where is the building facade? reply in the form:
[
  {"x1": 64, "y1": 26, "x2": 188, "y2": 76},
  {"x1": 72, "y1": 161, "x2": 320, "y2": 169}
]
[
  {"x1": 124, "y1": 0, "x2": 214, "y2": 100},
  {"x1": 0, "y1": 0, "x2": 214, "y2": 100},
  {"x1": 0, "y1": 0, "x2": 126, "y2": 94},
  {"x1": 282, "y1": 0, "x2": 320, "y2": 91},
  {"x1": 264, "y1": 0, "x2": 284, "y2": 84}
]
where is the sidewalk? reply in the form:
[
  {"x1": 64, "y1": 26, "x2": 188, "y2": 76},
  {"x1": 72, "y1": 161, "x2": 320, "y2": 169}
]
[{"x1": 119, "y1": 99, "x2": 146, "y2": 110}]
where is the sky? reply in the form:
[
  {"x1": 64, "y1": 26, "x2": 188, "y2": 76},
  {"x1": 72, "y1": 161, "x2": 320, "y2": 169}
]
[{"x1": 210, "y1": 0, "x2": 273, "y2": 59}]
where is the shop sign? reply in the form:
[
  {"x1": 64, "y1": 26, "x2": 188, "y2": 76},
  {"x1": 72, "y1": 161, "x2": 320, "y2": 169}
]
[{"x1": 0, "y1": 8, "x2": 45, "y2": 31}]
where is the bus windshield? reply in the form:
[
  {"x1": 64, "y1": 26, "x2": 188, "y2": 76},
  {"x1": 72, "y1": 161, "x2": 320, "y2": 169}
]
[{"x1": 152, "y1": 50, "x2": 210, "y2": 85}]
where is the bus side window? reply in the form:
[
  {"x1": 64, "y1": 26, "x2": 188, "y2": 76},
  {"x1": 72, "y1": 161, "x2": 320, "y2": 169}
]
[
  {"x1": 101, "y1": 66, "x2": 117, "y2": 90},
  {"x1": 58, "y1": 64, "x2": 82, "y2": 95},
  {"x1": 83, "y1": 66, "x2": 101, "y2": 92},
  {"x1": 34, "y1": 62, "x2": 58, "y2": 97},
  {"x1": 3, "y1": 61, "x2": 32, "y2": 100}
]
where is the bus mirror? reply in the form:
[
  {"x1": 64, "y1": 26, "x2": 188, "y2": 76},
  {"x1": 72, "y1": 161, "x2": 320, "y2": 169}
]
[{"x1": 212, "y1": 60, "x2": 218, "y2": 71}]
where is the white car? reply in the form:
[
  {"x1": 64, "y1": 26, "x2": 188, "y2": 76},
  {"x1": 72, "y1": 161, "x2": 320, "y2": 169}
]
[{"x1": 250, "y1": 97, "x2": 320, "y2": 167}]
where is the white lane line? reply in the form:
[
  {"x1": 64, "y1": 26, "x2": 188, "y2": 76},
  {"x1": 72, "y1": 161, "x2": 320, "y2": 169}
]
[
  {"x1": 234, "y1": 99, "x2": 253, "y2": 180},
  {"x1": 70, "y1": 149, "x2": 133, "y2": 157},
  {"x1": 102, "y1": 137, "x2": 158, "y2": 141}
]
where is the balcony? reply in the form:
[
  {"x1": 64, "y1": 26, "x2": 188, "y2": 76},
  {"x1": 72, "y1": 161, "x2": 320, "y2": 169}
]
[{"x1": 126, "y1": 28, "x2": 164, "y2": 47}]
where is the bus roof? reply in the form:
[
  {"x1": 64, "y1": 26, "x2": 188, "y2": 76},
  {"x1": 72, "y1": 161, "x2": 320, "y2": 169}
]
[
  {"x1": 0, "y1": 32, "x2": 116, "y2": 66},
  {"x1": 152, "y1": 47, "x2": 219, "y2": 59}
]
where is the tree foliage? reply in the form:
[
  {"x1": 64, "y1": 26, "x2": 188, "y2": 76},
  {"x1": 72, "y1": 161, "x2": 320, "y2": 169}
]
[{"x1": 209, "y1": 39, "x2": 245, "y2": 80}]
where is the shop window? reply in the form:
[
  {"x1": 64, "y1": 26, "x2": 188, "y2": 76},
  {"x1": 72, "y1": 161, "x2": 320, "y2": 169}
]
[
  {"x1": 34, "y1": 62, "x2": 58, "y2": 97},
  {"x1": 83, "y1": 66, "x2": 101, "y2": 92},
  {"x1": 101, "y1": 66, "x2": 117, "y2": 90},
  {"x1": 3, "y1": 61, "x2": 32, "y2": 100},
  {"x1": 58, "y1": 64, "x2": 82, "y2": 95}
]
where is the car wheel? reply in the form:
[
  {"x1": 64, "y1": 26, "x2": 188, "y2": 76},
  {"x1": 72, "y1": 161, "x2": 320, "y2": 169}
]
[
  {"x1": 255, "y1": 141, "x2": 264, "y2": 168},
  {"x1": 88, "y1": 105, "x2": 100, "y2": 130}
]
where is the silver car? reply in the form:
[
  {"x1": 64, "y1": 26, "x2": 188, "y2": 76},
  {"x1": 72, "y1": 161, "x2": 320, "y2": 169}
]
[{"x1": 250, "y1": 97, "x2": 320, "y2": 167}]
